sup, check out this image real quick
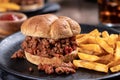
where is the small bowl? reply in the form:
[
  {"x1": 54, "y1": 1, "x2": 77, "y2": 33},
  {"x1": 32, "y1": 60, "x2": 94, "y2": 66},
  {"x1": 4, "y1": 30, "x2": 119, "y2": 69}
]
[{"x1": 0, "y1": 12, "x2": 27, "y2": 38}]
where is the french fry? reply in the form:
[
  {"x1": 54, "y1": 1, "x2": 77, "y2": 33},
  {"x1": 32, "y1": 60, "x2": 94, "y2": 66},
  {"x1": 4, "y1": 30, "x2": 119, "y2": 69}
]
[
  {"x1": 75, "y1": 29, "x2": 120, "y2": 73},
  {"x1": 105, "y1": 34, "x2": 118, "y2": 48},
  {"x1": 95, "y1": 37, "x2": 114, "y2": 54},
  {"x1": 114, "y1": 41, "x2": 120, "y2": 60},
  {"x1": 95, "y1": 54, "x2": 114, "y2": 65},
  {"x1": 102, "y1": 31, "x2": 109, "y2": 38},
  {"x1": 89, "y1": 29, "x2": 101, "y2": 37},
  {"x1": 110, "y1": 64, "x2": 120, "y2": 72},
  {"x1": 117, "y1": 35, "x2": 120, "y2": 41},
  {"x1": 77, "y1": 48, "x2": 94, "y2": 55},
  {"x1": 76, "y1": 34, "x2": 86, "y2": 39},
  {"x1": 92, "y1": 51, "x2": 107, "y2": 56},
  {"x1": 107, "y1": 59, "x2": 120, "y2": 68},
  {"x1": 0, "y1": 0, "x2": 9, "y2": 3},
  {"x1": 76, "y1": 35, "x2": 89, "y2": 44},
  {"x1": 0, "y1": 3, "x2": 20, "y2": 10},
  {"x1": 79, "y1": 44, "x2": 102, "y2": 53},
  {"x1": 87, "y1": 36, "x2": 97, "y2": 44},
  {"x1": 0, "y1": 7, "x2": 7, "y2": 12},
  {"x1": 78, "y1": 52, "x2": 100, "y2": 61},
  {"x1": 73, "y1": 60, "x2": 108, "y2": 73}
]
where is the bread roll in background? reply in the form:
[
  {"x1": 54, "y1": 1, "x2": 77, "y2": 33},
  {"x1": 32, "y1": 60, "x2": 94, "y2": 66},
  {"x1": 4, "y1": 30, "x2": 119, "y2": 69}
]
[{"x1": 10, "y1": 0, "x2": 44, "y2": 11}]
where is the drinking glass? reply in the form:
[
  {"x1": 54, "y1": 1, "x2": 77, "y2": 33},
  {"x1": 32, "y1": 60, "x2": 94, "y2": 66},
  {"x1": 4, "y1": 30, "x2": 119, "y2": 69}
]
[{"x1": 98, "y1": 0, "x2": 120, "y2": 27}]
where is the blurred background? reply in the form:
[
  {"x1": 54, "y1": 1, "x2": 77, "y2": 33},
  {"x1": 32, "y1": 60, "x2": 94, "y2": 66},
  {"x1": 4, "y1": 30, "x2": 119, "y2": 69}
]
[
  {"x1": 1, "y1": 0, "x2": 120, "y2": 26},
  {"x1": 0, "y1": 0, "x2": 98, "y2": 24},
  {"x1": 54, "y1": 0, "x2": 98, "y2": 25},
  {"x1": 1, "y1": 0, "x2": 120, "y2": 38}
]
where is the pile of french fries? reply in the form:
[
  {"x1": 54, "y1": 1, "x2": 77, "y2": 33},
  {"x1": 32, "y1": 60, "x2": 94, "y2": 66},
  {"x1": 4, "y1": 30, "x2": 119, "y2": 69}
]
[
  {"x1": 73, "y1": 29, "x2": 120, "y2": 73},
  {"x1": 0, "y1": 0, "x2": 20, "y2": 12}
]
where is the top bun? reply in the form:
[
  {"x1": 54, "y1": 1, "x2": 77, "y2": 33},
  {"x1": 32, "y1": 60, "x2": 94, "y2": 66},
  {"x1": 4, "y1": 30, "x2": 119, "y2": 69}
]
[{"x1": 21, "y1": 14, "x2": 81, "y2": 40}]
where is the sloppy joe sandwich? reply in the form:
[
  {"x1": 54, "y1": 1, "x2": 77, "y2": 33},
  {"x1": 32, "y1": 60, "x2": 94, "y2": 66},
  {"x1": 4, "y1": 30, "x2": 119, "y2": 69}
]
[{"x1": 11, "y1": 14, "x2": 81, "y2": 74}]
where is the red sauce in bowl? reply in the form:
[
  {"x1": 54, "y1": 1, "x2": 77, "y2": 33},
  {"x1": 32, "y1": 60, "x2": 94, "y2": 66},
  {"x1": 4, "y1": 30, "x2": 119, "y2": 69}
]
[{"x1": 0, "y1": 14, "x2": 19, "y2": 21}]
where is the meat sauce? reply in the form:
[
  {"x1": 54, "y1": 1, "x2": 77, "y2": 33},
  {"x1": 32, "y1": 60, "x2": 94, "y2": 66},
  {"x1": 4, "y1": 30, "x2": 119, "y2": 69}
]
[
  {"x1": 12, "y1": 36, "x2": 77, "y2": 74},
  {"x1": 21, "y1": 36, "x2": 77, "y2": 57}
]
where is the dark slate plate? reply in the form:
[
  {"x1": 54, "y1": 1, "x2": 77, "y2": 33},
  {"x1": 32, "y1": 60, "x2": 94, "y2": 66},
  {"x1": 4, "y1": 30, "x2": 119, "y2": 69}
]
[{"x1": 0, "y1": 24, "x2": 120, "y2": 80}]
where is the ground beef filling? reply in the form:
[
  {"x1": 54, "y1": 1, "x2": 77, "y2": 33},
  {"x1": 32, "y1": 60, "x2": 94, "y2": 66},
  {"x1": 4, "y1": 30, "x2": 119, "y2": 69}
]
[
  {"x1": 21, "y1": 36, "x2": 77, "y2": 58},
  {"x1": 11, "y1": 36, "x2": 77, "y2": 74}
]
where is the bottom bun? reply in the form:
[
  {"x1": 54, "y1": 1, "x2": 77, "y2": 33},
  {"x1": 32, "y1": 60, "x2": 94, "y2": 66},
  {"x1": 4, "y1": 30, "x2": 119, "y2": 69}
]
[
  {"x1": 25, "y1": 49, "x2": 78, "y2": 66},
  {"x1": 25, "y1": 51, "x2": 62, "y2": 66},
  {"x1": 25, "y1": 51, "x2": 41, "y2": 65}
]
